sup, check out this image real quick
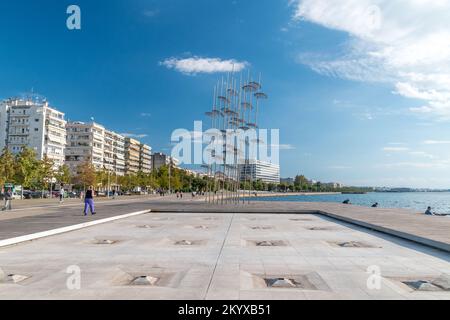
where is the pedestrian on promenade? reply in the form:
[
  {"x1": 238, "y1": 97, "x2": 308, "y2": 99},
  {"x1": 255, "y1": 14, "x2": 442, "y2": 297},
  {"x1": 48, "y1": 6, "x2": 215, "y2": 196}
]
[
  {"x1": 84, "y1": 186, "x2": 96, "y2": 216},
  {"x1": 1, "y1": 188, "x2": 12, "y2": 211},
  {"x1": 59, "y1": 184, "x2": 64, "y2": 204}
]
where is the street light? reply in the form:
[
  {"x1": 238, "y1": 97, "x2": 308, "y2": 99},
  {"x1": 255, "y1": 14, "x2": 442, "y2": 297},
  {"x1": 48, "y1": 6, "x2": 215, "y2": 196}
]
[
  {"x1": 107, "y1": 169, "x2": 111, "y2": 199},
  {"x1": 168, "y1": 157, "x2": 172, "y2": 194}
]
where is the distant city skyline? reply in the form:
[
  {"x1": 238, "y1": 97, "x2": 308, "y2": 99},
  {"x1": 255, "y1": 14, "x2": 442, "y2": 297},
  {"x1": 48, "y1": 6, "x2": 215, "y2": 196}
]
[{"x1": 1, "y1": 1, "x2": 450, "y2": 188}]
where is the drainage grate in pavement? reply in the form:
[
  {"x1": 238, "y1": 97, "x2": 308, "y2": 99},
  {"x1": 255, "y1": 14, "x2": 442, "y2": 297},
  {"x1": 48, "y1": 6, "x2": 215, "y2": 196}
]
[
  {"x1": 113, "y1": 269, "x2": 182, "y2": 288},
  {"x1": 137, "y1": 225, "x2": 160, "y2": 229},
  {"x1": 265, "y1": 277, "x2": 316, "y2": 289},
  {"x1": 202, "y1": 217, "x2": 220, "y2": 221},
  {"x1": 265, "y1": 278, "x2": 300, "y2": 288},
  {"x1": 330, "y1": 241, "x2": 377, "y2": 248},
  {"x1": 402, "y1": 275, "x2": 450, "y2": 292},
  {"x1": 173, "y1": 240, "x2": 204, "y2": 246},
  {"x1": 184, "y1": 225, "x2": 214, "y2": 230},
  {"x1": 249, "y1": 240, "x2": 287, "y2": 247},
  {"x1": 0, "y1": 274, "x2": 30, "y2": 284},
  {"x1": 175, "y1": 240, "x2": 193, "y2": 246},
  {"x1": 250, "y1": 226, "x2": 273, "y2": 230},
  {"x1": 307, "y1": 227, "x2": 333, "y2": 231},
  {"x1": 251, "y1": 272, "x2": 330, "y2": 291},
  {"x1": 130, "y1": 275, "x2": 160, "y2": 286},
  {"x1": 92, "y1": 239, "x2": 118, "y2": 245}
]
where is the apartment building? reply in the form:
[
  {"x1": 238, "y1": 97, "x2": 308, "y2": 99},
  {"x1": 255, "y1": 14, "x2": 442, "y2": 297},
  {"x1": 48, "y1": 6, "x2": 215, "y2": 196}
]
[
  {"x1": 139, "y1": 143, "x2": 152, "y2": 173},
  {"x1": 66, "y1": 122, "x2": 143, "y2": 178},
  {"x1": 104, "y1": 129, "x2": 126, "y2": 176},
  {"x1": 240, "y1": 160, "x2": 280, "y2": 184},
  {"x1": 125, "y1": 138, "x2": 141, "y2": 174},
  {"x1": 0, "y1": 98, "x2": 66, "y2": 167},
  {"x1": 151, "y1": 152, "x2": 180, "y2": 171},
  {"x1": 65, "y1": 122, "x2": 105, "y2": 174}
]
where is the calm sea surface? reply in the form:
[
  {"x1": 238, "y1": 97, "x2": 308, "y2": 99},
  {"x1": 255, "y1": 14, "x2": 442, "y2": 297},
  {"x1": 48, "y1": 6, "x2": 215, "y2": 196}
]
[{"x1": 250, "y1": 192, "x2": 450, "y2": 214}]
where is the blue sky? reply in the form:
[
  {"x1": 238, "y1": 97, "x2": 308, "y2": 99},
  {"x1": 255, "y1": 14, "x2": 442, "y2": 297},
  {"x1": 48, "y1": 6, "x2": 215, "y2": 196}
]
[{"x1": 1, "y1": 0, "x2": 450, "y2": 188}]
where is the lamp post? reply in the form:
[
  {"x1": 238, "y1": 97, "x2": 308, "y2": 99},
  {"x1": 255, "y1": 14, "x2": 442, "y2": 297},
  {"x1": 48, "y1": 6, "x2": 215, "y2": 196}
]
[
  {"x1": 107, "y1": 169, "x2": 111, "y2": 199},
  {"x1": 168, "y1": 158, "x2": 171, "y2": 194}
]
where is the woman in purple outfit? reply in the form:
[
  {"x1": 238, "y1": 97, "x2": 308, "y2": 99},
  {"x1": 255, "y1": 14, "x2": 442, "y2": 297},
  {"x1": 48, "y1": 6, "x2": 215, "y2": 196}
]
[{"x1": 84, "y1": 186, "x2": 96, "y2": 216}]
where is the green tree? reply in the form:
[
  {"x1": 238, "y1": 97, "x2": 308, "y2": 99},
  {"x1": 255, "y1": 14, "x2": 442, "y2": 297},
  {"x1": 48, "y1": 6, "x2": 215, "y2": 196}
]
[
  {"x1": 294, "y1": 175, "x2": 309, "y2": 190},
  {"x1": 37, "y1": 156, "x2": 55, "y2": 191},
  {"x1": 0, "y1": 148, "x2": 16, "y2": 187},
  {"x1": 14, "y1": 147, "x2": 39, "y2": 189},
  {"x1": 96, "y1": 169, "x2": 109, "y2": 189},
  {"x1": 75, "y1": 161, "x2": 97, "y2": 189},
  {"x1": 55, "y1": 164, "x2": 72, "y2": 185},
  {"x1": 157, "y1": 166, "x2": 169, "y2": 190},
  {"x1": 118, "y1": 174, "x2": 139, "y2": 192}
]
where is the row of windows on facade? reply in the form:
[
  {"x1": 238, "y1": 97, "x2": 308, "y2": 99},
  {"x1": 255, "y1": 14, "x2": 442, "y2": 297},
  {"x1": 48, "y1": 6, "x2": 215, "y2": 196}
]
[
  {"x1": 10, "y1": 109, "x2": 64, "y2": 119},
  {"x1": 9, "y1": 145, "x2": 62, "y2": 155},
  {"x1": 9, "y1": 126, "x2": 65, "y2": 136}
]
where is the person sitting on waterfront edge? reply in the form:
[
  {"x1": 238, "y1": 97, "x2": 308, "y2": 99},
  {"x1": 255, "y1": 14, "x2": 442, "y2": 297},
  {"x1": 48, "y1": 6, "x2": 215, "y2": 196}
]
[
  {"x1": 342, "y1": 199, "x2": 351, "y2": 205},
  {"x1": 424, "y1": 207, "x2": 435, "y2": 216},
  {"x1": 372, "y1": 203, "x2": 379, "y2": 208}
]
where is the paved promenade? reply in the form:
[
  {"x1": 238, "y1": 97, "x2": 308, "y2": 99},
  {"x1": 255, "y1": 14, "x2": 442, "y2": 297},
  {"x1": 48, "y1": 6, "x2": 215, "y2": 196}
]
[
  {"x1": 1, "y1": 197, "x2": 450, "y2": 252},
  {"x1": 148, "y1": 201, "x2": 450, "y2": 252},
  {"x1": 0, "y1": 197, "x2": 449, "y2": 299},
  {"x1": 0, "y1": 211, "x2": 449, "y2": 300},
  {"x1": 0, "y1": 195, "x2": 187, "y2": 241}
]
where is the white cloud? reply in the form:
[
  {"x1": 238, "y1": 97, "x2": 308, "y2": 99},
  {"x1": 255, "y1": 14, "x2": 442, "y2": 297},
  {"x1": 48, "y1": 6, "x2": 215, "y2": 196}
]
[
  {"x1": 293, "y1": 0, "x2": 450, "y2": 120},
  {"x1": 121, "y1": 133, "x2": 148, "y2": 139},
  {"x1": 161, "y1": 56, "x2": 249, "y2": 75},
  {"x1": 423, "y1": 140, "x2": 450, "y2": 145},
  {"x1": 381, "y1": 160, "x2": 450, "y2": 169},
  {"x1": 143, "y1": 9, "x2": 159, "y2": 18},
  {"x1": 271, "y1": 144, "x2": 296, "y2": 150},
  {"x1": 382, "y1": 147, "x2": 409, "y2": 152},
  {"x1": 388, "y1": 142, "x2": 406, "y2": 146},
  {"x1": 408, "y1": 151, "x2": 435, "y2": 159}
]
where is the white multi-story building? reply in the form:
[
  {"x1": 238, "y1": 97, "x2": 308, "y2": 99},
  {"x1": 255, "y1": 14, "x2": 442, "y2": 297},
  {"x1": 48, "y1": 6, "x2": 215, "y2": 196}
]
[
  {"x1": 65, "y1": 122, "x2": 105, "y2": 174},
  {"x1": 240, "y1": 160, "x2": 280, "y2": 184},
  {"x1": 0, "y1": 98, "x2": 66, "y2": 167},
  {"x1": 104, "y1": 129, "x2": 126, "y2": 176},
  {"x1": 66, "y1": 122, "x2": 131, "y2": 177},
  {"x1": 139, "y1": 143, "x2": 152, "y2": 174}
]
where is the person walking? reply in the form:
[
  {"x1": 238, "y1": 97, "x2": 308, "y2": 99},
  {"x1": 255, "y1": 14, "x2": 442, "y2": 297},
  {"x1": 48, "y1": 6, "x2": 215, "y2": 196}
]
[
  {"x1": 59, "y1": 184, "x2": 65, "y2": 204},
  {"x1": 2, "y1": 188, "x2": 12, "y2": 211},
  {"x1": 83, "y1": 186, "x2": 96, "y2": 216}
]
